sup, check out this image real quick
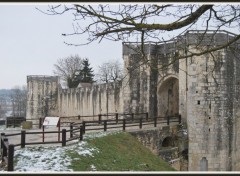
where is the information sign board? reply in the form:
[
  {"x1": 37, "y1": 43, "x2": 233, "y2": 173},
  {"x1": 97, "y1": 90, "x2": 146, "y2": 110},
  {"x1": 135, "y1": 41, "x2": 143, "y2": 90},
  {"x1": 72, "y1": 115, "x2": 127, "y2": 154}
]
[{"x1": 43, "y1": 117, "x2": 60, "y2": 127}]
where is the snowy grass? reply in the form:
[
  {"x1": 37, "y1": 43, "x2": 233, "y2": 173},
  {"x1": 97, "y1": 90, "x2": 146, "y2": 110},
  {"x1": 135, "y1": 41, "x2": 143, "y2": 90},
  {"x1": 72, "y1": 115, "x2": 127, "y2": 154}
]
[
  {"x1": 0, "y1": 125, "x2": 21, "y2": 131},
  {"x1": 13, "y1": 130, "x2": 120, "y2": 172},
  {"x1": 2, "y1": 130, "x2": 174, "y2": 172},
  {"x1": 14, "y1": 146, "x2": 72, "y2": 172}
]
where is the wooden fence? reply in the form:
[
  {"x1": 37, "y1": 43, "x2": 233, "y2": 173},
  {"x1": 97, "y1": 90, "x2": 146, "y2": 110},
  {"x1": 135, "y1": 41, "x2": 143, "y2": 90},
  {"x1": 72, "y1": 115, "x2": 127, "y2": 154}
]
[
  {"x1": 0, "y1": 125, "x2": 82, "y2": 171},
  {"x1": 0, "y1": 112, "x2": 181, "y2": 171},
  {"x1": 5, "y1": 117, "x2": 26, "y2": 128},
  {"x1": 0, "y1": 120, "x2": 5, "y2": 125},
  {"x1": 75, "y1": 114, "x2": 181, "y2": 135},
  {"x1": 51, "y1": 112, "x2": 149, "y2": 128},
  {"x1": 4, "y1": 117, "x2": 41, "y2": 128}
]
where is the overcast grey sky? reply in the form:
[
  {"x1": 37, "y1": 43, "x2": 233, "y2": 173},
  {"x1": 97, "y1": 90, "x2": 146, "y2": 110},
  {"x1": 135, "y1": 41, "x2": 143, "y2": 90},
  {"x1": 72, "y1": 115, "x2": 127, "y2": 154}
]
[
  {"x1": 1, "y1": 3, "x2": 239, "y2": 89},
  {"x1": 0, "y1": 4, "x2": 122, "y2": 89}
]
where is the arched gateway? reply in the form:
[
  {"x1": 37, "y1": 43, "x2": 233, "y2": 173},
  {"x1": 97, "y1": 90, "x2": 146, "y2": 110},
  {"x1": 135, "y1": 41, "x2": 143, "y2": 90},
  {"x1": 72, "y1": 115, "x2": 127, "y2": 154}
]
[{"x1": 158, "y1": 76, "x2": 179, "y2": 117}]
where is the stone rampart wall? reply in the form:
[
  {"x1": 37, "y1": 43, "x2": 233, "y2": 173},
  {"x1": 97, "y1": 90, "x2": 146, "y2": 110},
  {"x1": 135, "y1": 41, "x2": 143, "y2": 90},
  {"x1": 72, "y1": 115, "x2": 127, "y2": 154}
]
[{"x1": 58, "y1": 81, "x2": 124, "y2": 117}]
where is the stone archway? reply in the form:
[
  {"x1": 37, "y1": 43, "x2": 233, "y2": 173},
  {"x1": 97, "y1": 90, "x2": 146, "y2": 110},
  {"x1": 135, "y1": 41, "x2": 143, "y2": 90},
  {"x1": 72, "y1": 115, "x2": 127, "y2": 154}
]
[
  {"x1": 162, "y1": 136, "x2": 175, "y2": 147},
  {"x1": 158, "y1": 77, "x2": 179, "y2": 117}
]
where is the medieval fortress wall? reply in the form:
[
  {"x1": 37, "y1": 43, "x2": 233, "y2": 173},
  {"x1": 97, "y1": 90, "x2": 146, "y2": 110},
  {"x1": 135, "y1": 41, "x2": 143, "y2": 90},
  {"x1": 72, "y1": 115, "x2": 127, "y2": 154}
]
[
  {"x1": 26, "y1": 31, "x2": 240, "y2": 171},
  {"x1": 179, "y1": 33, "x2": 240, "y2": 171},
  {"x1": 26, "y1": 77, "x2": 124, "y2": 119},
  {"x1": 58, "y1": 82, "x2": 124, "y2": 117}
]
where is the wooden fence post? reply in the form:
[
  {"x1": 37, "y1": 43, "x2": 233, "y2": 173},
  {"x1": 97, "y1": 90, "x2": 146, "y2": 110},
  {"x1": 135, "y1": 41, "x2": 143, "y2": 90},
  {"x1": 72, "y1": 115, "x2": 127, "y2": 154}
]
[
  {"x1": 80, "y1": 126, "x2": 83, "y2": 141},
  {"x1": 82, "y1": 121, "x2": 86, "y2": 134},
  {"x1": 145, "y1": 112, "x2": 149, "y2": 121},
  {"x1": 98, "y1": 114, "x2": 102, "y2": 124},
  {"x1": 1, "y1": 133, "x2": 5, "y2": 149},
  {"x1": 6, "y1": 118, "x2": 8, "y2": 128},
  {"x1": 131, "y1": 113, "x2": 134, "y2": 121},
  {"x1": 2, "y1": 138, "x2": 8, "y2": 162},
  {"x1": 104, "y1": 120, "x2": 107, "y2": 132},
  {"x1": 70, "y1": 123, "x2": 73, "y2": 138},
  {"x1": 41, "y1": 117, "x2": 44, "y2": 128},
  {"x1": 62, "y1": 129, "x2": 66, "y2": 147},
  {"x1": 116, "y1": 113, "x2": 118, "y2": 124},
  {"x1": 39, "y1": 118, "x2": 42, "y2": 129},
  {"x1": 8, "y1": 144, "x2": 14, "y2": 171},
  {"x1": 42, "y1": 126, "x2": 45, "y2": 143},
  {"x1": 123, "y1": 119, "x2": 126, "y2": 131},
  {"x1": 154, "y1": 117, "x2": 157, "y2": 127},
  {"x1": 58, "y1": 118, "x2": 61, "y2": 142},
  {"x1": 139, "y1": 118, "x2": 142, "y2": 129},
  {"x1": 21, "y1": 130, "x2": 26, "y2": 148},
  {"x1": 179, "y1": 115, "x2": 182, "y2": 124},
  {"x1": 13, "y1": 117, "x2": 15, "y2": 128},
  {"x1": 167, "y1": 116, "x2": 170, "y2": 125}
]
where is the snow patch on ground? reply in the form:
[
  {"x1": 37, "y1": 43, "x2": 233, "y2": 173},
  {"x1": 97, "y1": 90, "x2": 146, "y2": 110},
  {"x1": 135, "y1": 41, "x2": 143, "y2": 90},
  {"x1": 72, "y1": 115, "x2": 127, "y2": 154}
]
[
  {"x1": 0, "y1": 125, "x2": 21, "y2": 131},
  {"x1": 15, "y1": 146, "x2": 72, "y2": 172},
  {"x1": 90, "y1": 164, "x2": 97, "y2": 171},
  {"x1": 13, "y1": 130, "x2": 119, "y2": 172},
  {"x1": 84, "y1": 130, "x2": 121, "y2": 140}
]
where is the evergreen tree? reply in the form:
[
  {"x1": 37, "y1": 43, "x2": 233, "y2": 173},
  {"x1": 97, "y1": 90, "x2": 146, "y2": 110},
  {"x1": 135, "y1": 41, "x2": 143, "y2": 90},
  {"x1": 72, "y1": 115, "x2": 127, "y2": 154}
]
[{"x1": 79, "y1": 59, "x2": 94, "y2": 83}]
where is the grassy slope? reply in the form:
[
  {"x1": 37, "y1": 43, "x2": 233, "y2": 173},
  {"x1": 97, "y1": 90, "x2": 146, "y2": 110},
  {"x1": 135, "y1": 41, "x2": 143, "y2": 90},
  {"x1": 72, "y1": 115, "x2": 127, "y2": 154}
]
[{"x1": 67, "y1": 132, "x2": 176, "y2": 171}]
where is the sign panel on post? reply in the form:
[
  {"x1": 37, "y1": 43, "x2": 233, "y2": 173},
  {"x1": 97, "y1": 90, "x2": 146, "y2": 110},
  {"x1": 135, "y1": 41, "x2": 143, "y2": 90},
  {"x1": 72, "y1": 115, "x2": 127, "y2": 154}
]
[
  {"x1": 42, "y1": 117, "x2": 61, "y2": 142},
  {"x1": 43, "y1": 117, "x2": 60, "y2": 127}
]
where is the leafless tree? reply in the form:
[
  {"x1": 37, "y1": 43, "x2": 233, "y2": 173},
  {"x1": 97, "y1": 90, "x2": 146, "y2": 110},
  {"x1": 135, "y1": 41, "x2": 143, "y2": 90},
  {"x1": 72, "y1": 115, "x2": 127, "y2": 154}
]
[
  {"x1": 10, "y1": 86, "x2": 27, "y2": 117},
  {"x1": 53, "y1": 55, "x2": 85, "y2": 88},
  {"x1": 0, "y1": 105, "x2": 7, "y2": 119},
  {"x1": 96, "y1": 60, "x2": 124, "y2": 83}
]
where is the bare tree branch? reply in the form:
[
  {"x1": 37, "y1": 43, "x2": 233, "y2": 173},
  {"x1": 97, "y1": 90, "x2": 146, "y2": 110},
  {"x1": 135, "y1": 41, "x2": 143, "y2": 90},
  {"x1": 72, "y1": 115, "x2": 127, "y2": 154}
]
[
  {"x1": 53, "y1": 55, "x2": 84, "y2": 88},
  {"x1": 96, "y1": 59, "x2": 124, "y2": 83},
  {"x1": 39, "y1": 4, "x2": 240, "y2": 74}
]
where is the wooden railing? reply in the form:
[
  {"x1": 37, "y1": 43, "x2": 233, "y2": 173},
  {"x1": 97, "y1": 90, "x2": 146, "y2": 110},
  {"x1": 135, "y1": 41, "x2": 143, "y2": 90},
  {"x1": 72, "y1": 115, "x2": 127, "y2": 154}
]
[
  {"x1": 5, "y1": 117, "x2": 42, "y2": 128},
  {"x1": 0, "y1": 135, "x2": 14, "y2": 171},
  {"x1": 5, "y1": 117, "x2": 25, "y2": 128},
  {"x1": 0, "y1": 125, "x2": 82, "y2": 171},
  {"x1": 77, "y1": 114, "x2": 181, "y2": 134},
  {"x1": 1, "y1": 112, "x2": 181, "y2": 171},
  {"x1": 58, "y1": 112, "x2": 149, "y2": 127}
]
